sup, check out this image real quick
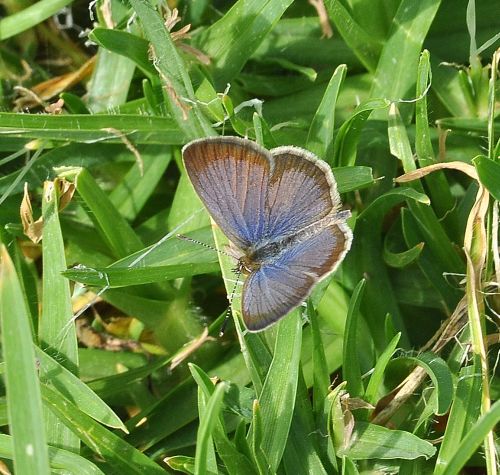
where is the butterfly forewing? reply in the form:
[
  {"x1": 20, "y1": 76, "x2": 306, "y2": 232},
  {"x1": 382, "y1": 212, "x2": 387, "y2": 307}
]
[
  {"x1": 183, "y1": 137, "x2": 271, "y2": 249},
  {"x1": 265, "y1": 147, "x2": 341, "y2": 240}
]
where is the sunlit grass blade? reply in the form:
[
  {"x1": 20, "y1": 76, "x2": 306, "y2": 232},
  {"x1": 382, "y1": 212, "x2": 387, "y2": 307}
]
[
  {"x1": 254, "y1": 315, "x2": 302, "y2": 472},
  {"x1": 0, "y1": 246, "x2": 50, "y2": 474},
  {"x1": 0, "y1": 113, "x2": 185, "y2": 144},
  {"x1": 370, "y1": 0, "x2": 442, "y2": 121},
  {"x1": 306, "y1": 64, "x2": 346, "y2": 158},
  {"x1": 129, "y1": 0, "x2": 213, "y2": 138},
  {"x1": 195, "y1": 0, "x2": 295, "y2": 88},
  {"x1": 61, "y1": 167, "x2": 143, "y2": 258},
  {"x1": 40, "y1": 179, "x2": 79, "y2": 451},
  {"x1": 0, "y1": 0, "x2": 73, "y2": 40}
]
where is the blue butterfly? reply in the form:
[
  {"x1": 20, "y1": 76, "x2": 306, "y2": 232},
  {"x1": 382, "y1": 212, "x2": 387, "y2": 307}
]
[{"x1": 182, "y1": 136, "x2": 352, "y2": 331}]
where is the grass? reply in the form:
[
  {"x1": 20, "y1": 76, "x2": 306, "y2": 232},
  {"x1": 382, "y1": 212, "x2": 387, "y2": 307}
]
[{"x1": 0, "y1": 0, "x2": 499, "y2": 473}]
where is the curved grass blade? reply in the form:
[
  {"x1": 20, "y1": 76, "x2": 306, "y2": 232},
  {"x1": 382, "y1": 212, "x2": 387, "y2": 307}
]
[
  {"x1": 0, "y1": 434, "x2": 104, "y2": 475},
  {"x1": 341, "y1": 422, "x2": 436, "y2": 460},
  {"x1": 306, "y1": 64, "x2": 347, "y2": 159},
  {"x1": 364, "y1": 332, "x2": 401, "y2": 405},
  {"x1": 35, "y1": 347, "x2": 126, "y2": 431},
  {"x1": 42, "y1": 384, "x2": 165, "y2": 474},
  {"x1": 400, "y1": 352, "x2": 454, "y2": 416}
]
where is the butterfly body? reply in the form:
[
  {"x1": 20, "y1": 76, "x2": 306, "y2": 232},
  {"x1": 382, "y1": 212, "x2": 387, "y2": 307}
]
[{"x1": 182, "y1": 136, "x2": 352, "y2": 331}]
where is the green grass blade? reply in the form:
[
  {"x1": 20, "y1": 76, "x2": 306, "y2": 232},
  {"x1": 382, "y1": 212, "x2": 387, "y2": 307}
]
[
  {"x1": 0, "y1": 0, "x2": 73, "y2": 40},
  {"x1": 257, "y1": 315, "x2": 302, "y2": 472},
  {"x1": 40, "y1": 180, "x2": 79, "y2": 451},
  {"x1": 434, "y1": 365, "x2": 481, "y2": 475},
  {"x1": 42, "y1": 384, "x2": 165, "y2": 474},
  {"x1": 189, "y1": 364, "x2": 257, "y2": 475},
  {"x1": 324, "y1": 0, "x2": 381, "y2": 71},
  {"x1": 63, "y1": 167, "x2": 143, "y2": 258},
  {"x1": 370, "y1": 0, "x2": 442, "y2": 121},
  {"x1": 35, "y1": 347, "x2": 126, "y2": 431},
  {"x1": 333, "y1": 98, "x2": 390, "y2": 167},
  {"x1": 306, "y1": 64, "x2": 346, "y2": 158},
  {"x1": 343, "y1": 279, "x2": 366, "y2": 397},
  {"x1": 194, "y1": 382, "x2": 226, "y2": 475},
  {"x1": 195, "y1": 0, "x2": 295, "y2": 88},
  {"x1": 0, "y1": 112, "x2": 184, "y2": 144},
  {"x1": 473, "y1": 155, "x2": 500, "y2": 201},
  {"x1": 347, "y1": 188, "x2": 429, "y2": 349},
  {"x1": 364, "y1": 332, "x2": 401, "y2": 405},
  {"x1": 341, "y1": 422, "x2": 436, "y2": 460},
  {"x1": 408, "y1": 352, "x2": 454, "y2": 415},
  {"x1": 0, "y1": 246, "x2": 50, "y2": 474},
  {"x1": 129, "y1": 0, "x2": 213, "y2": 138},
  {"x1": 440, "y1": 399, "x2": 500, "y2": 475},
  {"x1": 87, "y1": 47, "x2": 136, "y2": 112},
  {"x1": 109, "y1": 145, "x2": 172, "y2": 221},
  {"x1": 64, "y1": 262, "x2": 220, "y2": 287},
  {"x1": 90, "y1": 28, "x2": 154, "y2": 77},
  {"x1": 0, "y1": 434, "x2": 104, "y2": 475}
]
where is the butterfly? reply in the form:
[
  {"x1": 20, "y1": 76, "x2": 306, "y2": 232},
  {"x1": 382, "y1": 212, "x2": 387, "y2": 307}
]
[{"x1": 182, "y1": 136, "x2": 352, "y2": 332}]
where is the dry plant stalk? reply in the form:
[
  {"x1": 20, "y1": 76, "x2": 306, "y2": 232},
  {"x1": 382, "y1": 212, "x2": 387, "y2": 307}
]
[{"x1": 372, "y1": 161, "x2": 492, "y2": 427}]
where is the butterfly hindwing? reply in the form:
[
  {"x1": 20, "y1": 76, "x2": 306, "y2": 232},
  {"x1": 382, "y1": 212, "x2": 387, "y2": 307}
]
[{"x1": 242, "y1": 222, "x2": 352, "y2": 331}]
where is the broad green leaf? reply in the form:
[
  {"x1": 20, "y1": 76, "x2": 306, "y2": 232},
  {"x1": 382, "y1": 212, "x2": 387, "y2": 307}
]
[
  {"x1": 341, "y1": 422, "x2": 436, "y2": 460},
  {"x1": 473, "y1": 155, "x2": 500, "y2": 201}
]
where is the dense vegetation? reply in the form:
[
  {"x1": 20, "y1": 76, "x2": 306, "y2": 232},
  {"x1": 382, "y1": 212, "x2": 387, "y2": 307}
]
[{"x1": 0, "y1": 0, "x2": 499, "y2": 473}]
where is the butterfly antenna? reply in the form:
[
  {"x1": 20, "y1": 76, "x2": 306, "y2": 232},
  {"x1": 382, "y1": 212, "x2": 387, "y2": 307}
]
[
  {"x1": 176, "y1": 234, "x2": 234, "y2": 258},
  {"x1": 219, "y1": 267, "x2": 242, "y2": 337}
]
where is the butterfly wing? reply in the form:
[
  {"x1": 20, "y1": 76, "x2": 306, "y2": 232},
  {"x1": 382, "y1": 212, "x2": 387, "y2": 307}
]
[
  {"x1": 182, "y1": 137, "x2": 272, "y2": 249},
  {"x1": 263, "y1": 146, "x2": 342, "y2": 240},
  {"x1": 242, "y1": 222, "x2": 352, "y2": 331}
]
